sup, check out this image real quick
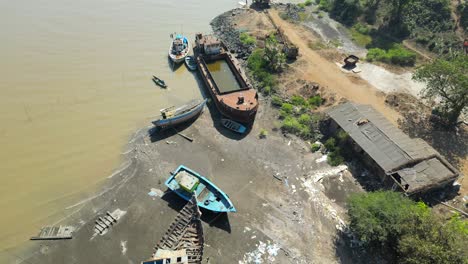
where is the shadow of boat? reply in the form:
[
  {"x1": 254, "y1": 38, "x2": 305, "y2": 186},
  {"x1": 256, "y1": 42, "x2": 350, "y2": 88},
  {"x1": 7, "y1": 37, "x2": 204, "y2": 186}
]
[{"x1": 161, "y1": 191, "x2": 231, "y2": 233}]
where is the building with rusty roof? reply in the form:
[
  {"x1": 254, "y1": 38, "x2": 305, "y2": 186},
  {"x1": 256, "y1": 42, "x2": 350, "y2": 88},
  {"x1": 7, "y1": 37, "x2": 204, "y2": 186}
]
[{"x1": 326, "y1": 102, "x2": 459, "y2": 196}]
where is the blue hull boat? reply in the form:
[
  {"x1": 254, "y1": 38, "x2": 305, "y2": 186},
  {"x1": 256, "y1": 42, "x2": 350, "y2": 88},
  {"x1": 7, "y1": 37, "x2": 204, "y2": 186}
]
[
  {"x1": 152, "y1": 99, "x2": 206, "y2": 129},
  {"x1": 221, "y1": 118, "x2": 247, "y2": 134},
  {"x1": 165, "y1": 165, "x2": 236, "y2": 213}
]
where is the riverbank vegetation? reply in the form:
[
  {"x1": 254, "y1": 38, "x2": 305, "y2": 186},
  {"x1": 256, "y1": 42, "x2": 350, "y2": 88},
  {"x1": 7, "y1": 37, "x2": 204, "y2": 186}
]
[{"x1": 348, "y1": 191, "x2": 468, "y2": 263}]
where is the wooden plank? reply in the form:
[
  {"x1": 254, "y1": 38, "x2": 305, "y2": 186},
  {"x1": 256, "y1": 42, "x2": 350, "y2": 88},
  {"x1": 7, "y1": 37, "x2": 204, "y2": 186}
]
[{"x1": 30, "y1": 226, "x2": 73, "y2": 240}]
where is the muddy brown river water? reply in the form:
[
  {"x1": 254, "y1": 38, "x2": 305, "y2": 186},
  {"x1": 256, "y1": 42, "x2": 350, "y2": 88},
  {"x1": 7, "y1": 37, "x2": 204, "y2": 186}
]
[{"x1": 0, "y1": 0, "x2": 239, "y2": 253}]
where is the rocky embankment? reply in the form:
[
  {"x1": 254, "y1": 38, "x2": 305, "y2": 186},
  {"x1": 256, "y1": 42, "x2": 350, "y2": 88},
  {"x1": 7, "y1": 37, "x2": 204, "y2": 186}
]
[{"x1": 211, "y1": 9, "x2": 254, "y2": 60}]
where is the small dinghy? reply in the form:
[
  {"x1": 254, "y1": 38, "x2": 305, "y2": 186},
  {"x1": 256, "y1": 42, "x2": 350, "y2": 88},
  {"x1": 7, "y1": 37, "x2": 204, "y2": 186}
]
[
  {"x1": 165, "y1": 165, "x2": 236, "y2": 213},
  {"x1": 169, "y1": 34, "x2": 190, "y2": 64},
  {"x1": 184, "y1": 56, "x2": 197, "y2": 71},
  {"x1": 152, "y1": 76, "x2": 167, "y2": 88},
  {"x1": 152, "y1": 99, "x2": 206, "y2": 129},
  {"x1": 221, "y1": 118, "x2": 247, "y2": 134}
]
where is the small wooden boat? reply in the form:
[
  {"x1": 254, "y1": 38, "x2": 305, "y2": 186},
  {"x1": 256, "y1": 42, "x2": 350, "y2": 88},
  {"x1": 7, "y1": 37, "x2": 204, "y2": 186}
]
[
  {"x1": 142, "y1": 195, "x2": 204, "y2": 264},
  {"x1": 184, "y1": 56, "x2": 197, "y2": 71},
  {"x1": 152, "y1": 76, "x2": 167, "y2": 88},
  {"x1": 165, "y1": 165, "x2": 236, "y2": 213},
  {"x1": 221, "y1": 118, "x2": 247, "y2": 134},
  {"x1": 169, "y1": 34, "x2": 190, "y2": 64},
  {"x1": 152, "y1": 99, "x2": 206, "y2": 129}
]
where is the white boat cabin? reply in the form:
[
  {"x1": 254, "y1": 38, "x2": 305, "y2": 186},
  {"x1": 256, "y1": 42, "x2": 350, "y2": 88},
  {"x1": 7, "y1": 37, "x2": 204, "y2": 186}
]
[{"x1": 142, "y1": 249, "x2": 189, "y2": 264}]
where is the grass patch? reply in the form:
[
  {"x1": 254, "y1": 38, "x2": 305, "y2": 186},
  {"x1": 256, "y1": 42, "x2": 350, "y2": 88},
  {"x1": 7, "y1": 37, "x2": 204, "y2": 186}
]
[
  {"x1": 366, "y1": 44, "x2": 416, "y2": 66},
  {"x1": 308, "y1": 41, "x2": 328, "y2": 50},
  {"x1": 259, "y1": 128, "x2": 268, "y2": 139},
  {"x1": 271, "y1": 95, "x2": 283, "y2": 107},
  {"x1": 240, "y1": 32, "x2": 256, "y2": 45},
  {"x1": 311, "y1": 143, "x2": 321, "y2": 152},
  {"x1": 329, "y1": 38, "x2": 342, "y2": 47},
  {"x1": 349, "y1": 24, "x2": 372, "y2": 47}
]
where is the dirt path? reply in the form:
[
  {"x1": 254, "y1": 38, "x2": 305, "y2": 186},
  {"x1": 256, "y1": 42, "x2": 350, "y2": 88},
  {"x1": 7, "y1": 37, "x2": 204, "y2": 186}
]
[{"x1": 268, "y1": 10, "x2": 401, "y2": 124}]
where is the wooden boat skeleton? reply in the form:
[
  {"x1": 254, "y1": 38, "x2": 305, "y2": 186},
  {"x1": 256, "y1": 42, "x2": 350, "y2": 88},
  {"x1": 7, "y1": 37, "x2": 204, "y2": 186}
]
[{"x1": 141, "y1": 195, "x2": 204, "y2": 264}]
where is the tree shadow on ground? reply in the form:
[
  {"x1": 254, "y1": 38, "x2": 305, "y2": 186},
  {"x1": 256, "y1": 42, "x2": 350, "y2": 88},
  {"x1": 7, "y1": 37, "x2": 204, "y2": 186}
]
[
  {"x1": 398, "y1": 112, "x2": 468, "y2": 169},
  {"x1": 160, "y1": 191, "x2": 231, "y2": 233},
  {"x1": 334, "y1": 229, "x2": 393, "y2": 264}
]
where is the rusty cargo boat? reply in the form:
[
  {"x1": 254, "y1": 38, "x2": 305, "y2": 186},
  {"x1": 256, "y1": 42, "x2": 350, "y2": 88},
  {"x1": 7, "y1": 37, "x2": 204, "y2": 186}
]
[{"x1": 194, "y1": 33, "x2": 258, "y2": 124}]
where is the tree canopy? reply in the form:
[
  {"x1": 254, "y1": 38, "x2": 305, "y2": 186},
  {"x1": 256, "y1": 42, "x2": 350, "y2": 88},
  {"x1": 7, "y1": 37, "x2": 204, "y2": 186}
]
[
  {"x1": 413, "y1": 55, "x2": 468, "y2": 125},
  {"x1": 347, "y1": 191, "x2": 468, "y2": 263}
]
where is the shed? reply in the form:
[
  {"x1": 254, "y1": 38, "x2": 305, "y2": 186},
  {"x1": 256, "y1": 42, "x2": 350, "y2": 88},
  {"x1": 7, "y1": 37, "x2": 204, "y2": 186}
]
[{"x1": 326, "y1": 102, "x2": 459, "y2": 195}]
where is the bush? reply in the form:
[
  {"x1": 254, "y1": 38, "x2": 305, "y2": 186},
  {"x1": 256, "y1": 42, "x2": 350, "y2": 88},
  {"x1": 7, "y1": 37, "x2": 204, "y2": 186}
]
[
  {"x1": 305, "y1": 0, "x2": 313, "y2": 6},
  {"x1": 281, "y1": 116, "x2": 302, "y2": 134},
  {"x1": 324, "y1": 137, "x2": 336, "y2": 151},
  {"x1": 291, "y1": 95, "x2": 307, "y2": 106},
  {"x1": 259, "y1": 128, "x2": 268, "y2": 139},
  {"x1": 298, "y1": 113, "x2": 312, "y2": 125},
  {"x1": 336, "y1": 130, "x2": 349, "y2": 142},
  {"x1": 308, "y1": 95, "x2": 323, "y2": 108},
  {"x1": 311, "y1": 143, "x2": 321, "y2": 152},
  {"x1": 271, "y1": 95, "x2": 283, "y2": 107},
  {"x1": 239, "y1": 32, "x2": 256, "y2": 45},
  {"x1": 327, "y1": 149, "x2": 344, "y2": 166},
  {"x1": 280, "y1": 103, "x2": 293, "y2": 114},
  {"x1": 350, "y1": 23, "x2": 372, "y2": 47},
  {"x1": 347, "y1": 191, "x2": 468, "y2": 263},
  {"x1": 247, "y1": 48, "x2": 278, "y2": 90},
  {"x1": 297, "y1": 3, "x2": 306, "y2": 8},
  {"x1": 366, "y1": 45, "x2": 416, "y2": 66},
  {"x1": 318, "y1": 0, "x2": 332, "y2": 11}
]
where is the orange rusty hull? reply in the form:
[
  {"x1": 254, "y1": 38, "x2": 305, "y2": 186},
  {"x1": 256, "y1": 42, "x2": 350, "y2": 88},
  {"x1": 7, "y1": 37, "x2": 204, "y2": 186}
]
[{"x1": 196, "y1": 53, "x2": 258, "y2": 124}]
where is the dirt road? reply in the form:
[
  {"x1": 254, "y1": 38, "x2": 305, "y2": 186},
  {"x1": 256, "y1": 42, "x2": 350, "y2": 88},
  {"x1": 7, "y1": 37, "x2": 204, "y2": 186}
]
[{"x1": 268, "y1": 10, "x2": 401, "y2": 124}]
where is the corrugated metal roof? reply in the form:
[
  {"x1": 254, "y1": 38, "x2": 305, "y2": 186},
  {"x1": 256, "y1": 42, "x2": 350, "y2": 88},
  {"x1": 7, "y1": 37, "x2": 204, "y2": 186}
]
[
  {"x1": 395, "y1": 158, "x2": 455, "y2": 194},
  {"x1": 327, "y1": 102, "x2": 458, "y2": 194}
]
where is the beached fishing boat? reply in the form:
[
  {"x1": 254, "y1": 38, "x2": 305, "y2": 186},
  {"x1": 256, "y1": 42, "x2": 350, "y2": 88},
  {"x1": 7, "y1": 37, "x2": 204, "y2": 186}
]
[
  {"x1": 185, "y1": 56, "x2": 197, "y2": 71},
  {"x1": 194, "y1": 33, "x2": 258, "y2": 123},
  {"x1": 152, "y1": 76, "x2": 167, "y2": 88},
  {"x1": 169, "y1": 34, "x2": 190, "y2": 64},
  {"x1": 221, "y1": 118, "x2": 247, "y2": 134},
  {"x1": 152, "y1": 99, "x2": 206, "y2": 129},
  {"x1": 142, "y1": 195, "x2": 204, "y2": 264},
  {"x1": 166, "y1": 165, "x2": 236, "y2": 213}
]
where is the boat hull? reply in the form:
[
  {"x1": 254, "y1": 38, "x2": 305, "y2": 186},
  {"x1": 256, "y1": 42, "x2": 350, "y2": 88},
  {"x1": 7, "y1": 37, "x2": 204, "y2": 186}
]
[
  {"x1": 169, "y1": 36, "x2": 191, "y2": 64},
  {"x1": 152, "y1": 99, "x2": 206, "y2": 128},
  {"x1": 165, "y1": 165, "x2": 236, "y2": 213},
  {"x1": 196, "y1": 53, "x2": 258, "y2": 124}
]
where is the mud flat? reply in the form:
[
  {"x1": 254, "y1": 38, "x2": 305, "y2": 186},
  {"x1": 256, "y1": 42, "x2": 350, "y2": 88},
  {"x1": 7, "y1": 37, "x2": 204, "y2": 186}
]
[{"x1": 0, "y1": 93, "x2": 370, "y2": 264}]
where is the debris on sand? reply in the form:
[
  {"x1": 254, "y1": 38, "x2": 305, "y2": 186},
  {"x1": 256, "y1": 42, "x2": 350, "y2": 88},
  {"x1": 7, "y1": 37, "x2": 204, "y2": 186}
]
[{"x1": 239, "y1": 240, "x2": 281, "y2": 264}]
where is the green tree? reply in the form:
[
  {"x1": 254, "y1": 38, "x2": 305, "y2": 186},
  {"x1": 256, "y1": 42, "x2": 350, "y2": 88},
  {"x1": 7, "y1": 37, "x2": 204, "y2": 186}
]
[
  {"x1": 264, "y1": 35, "x2": 286, "y2": 72},
  {"x1": 348, "y1": 191, "x2": 468, "y2": 263},
  {"x1": 348, "y1": 191, "x2": 430, "y2": 248},
  {"x1": 413, "y1": 55, "x2": 468, "y2": 125}
]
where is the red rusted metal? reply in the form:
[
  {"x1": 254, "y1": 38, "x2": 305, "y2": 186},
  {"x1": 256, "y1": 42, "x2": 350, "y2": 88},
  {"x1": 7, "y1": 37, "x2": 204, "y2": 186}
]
[{"x1": 195, "y1": 33, "x2": 258, "y2": 123}]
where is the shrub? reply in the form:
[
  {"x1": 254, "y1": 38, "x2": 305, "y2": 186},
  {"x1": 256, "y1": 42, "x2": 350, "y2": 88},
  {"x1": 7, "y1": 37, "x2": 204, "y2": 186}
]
[
  {"x1": 291, "y1": 95, "x2": 307, "y2": 106},
  {"x1": 280, "y1": 103, "x2": 293, "y2": 114},
  {"x1": 297, "y1": 3, "x2": 306, "y2": 8},
  {"x1": 318, "y1": 0, "x2": 332, "y2": 11},
  {"x1": 350, "y1": 23, "x2": 372, "y2": 47},
  {"x1": 336, "y1": 130, "x2": 349, "y2": 142},
  {"x1": 305, "y1": 0, "x2": 313, "y2": 6},
  {"x1": 259, "y1": 128, "x2": 268, "y2": 138},
  {"x1": 327, "y1": 149, "x2": 344, "y2": 166},
  {"x1": 239, "y1": 32, "x2": 256, "y2": 45},
  {"x1": 308, "y1": 95, "x2": 323, "y2": 108},
  {"x1": 281, "y1": 116, "x2": 302, "y2": 134},
  {"x1": 271, "y1": 95, "x2": 283, "y2": 107},
  {"x1": 366, "y1": 45, "x2": 416, "y2": 66},
  {"x1": 324, "y1": 137, "x2": 336, "y2": 151},
  {"x1": 298, "y1": 113, "x2": 312, "y2": 125},
  {"x1": 347, "y1": 191, "x2": 468, "y2": 263},
  {"x1": 311, "y1": 143, "x2": 321, "y2": 152}
]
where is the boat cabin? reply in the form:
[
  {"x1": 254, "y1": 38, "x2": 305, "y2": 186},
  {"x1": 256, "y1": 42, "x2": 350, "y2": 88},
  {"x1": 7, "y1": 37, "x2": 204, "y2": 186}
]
[
  {"x1": 172, "y1": 35, "x2": 188, "y2": 55},
  {"x1": 142, "y1": 249, "x2": 189, "y2": 264},
  {"x1": 195, "y1": 33, "x2": 222, "y2": 55}
]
